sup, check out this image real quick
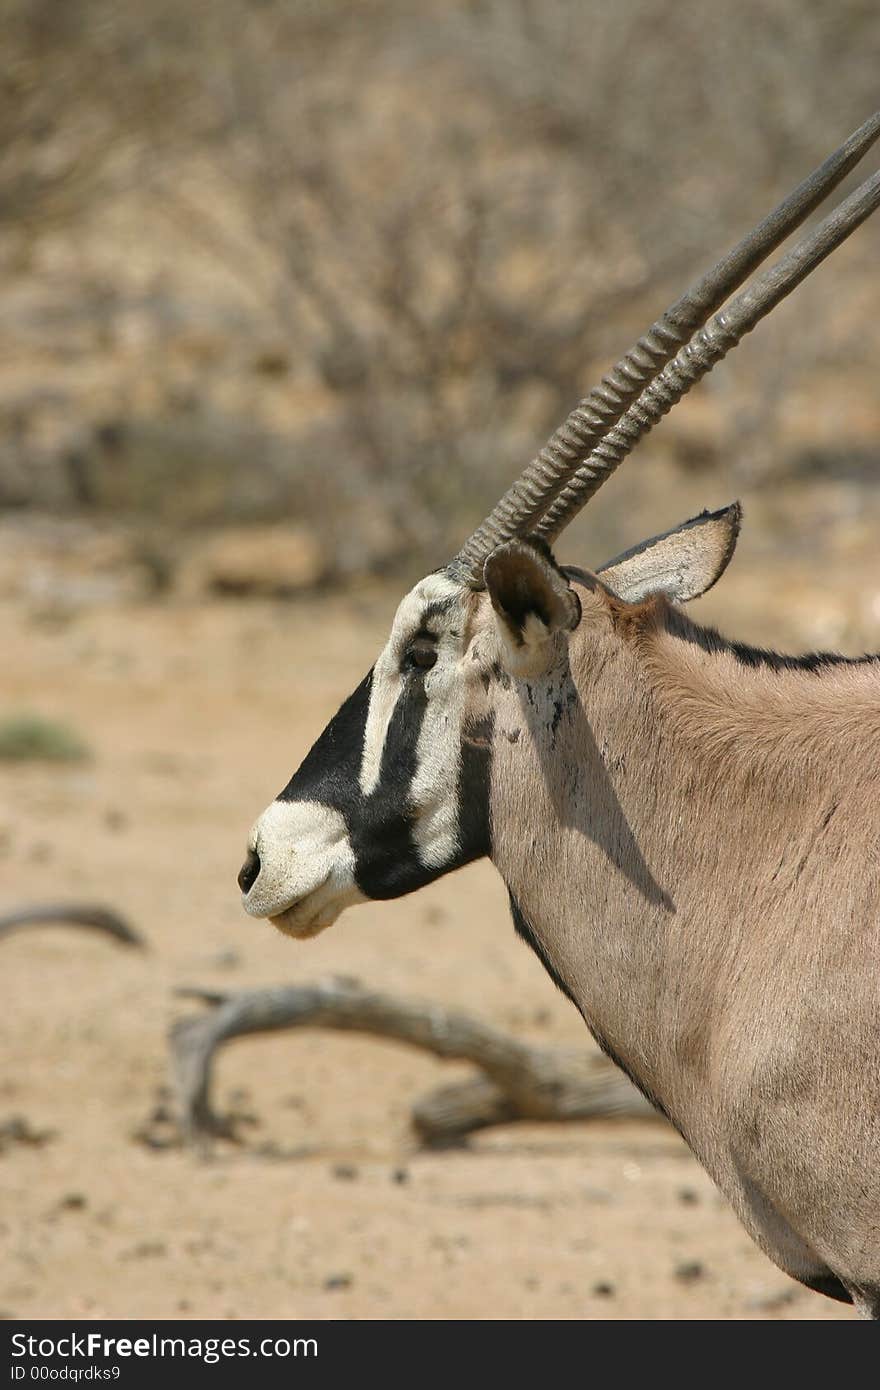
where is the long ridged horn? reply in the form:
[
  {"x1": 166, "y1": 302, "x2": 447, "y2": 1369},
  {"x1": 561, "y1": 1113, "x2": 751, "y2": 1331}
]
[
  {"x1": 534, "y1": 167, "x2": 880, "y2": 544},
  {"x1": 450, "y1": 112, "x2": 880, "y2": 587}
]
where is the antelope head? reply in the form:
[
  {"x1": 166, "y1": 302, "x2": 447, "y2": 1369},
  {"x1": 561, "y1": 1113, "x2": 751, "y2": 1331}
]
[{"x1": 237, "y1": 115, "x2": 880, "y2": 940}]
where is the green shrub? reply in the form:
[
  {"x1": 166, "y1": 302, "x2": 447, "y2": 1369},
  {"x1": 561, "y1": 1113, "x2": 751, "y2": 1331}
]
[{"x1": 0, "y1": 715, "x2": 91, "y2": 763}]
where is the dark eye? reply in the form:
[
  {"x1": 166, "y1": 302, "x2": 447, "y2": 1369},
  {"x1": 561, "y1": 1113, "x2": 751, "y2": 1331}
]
[{"x1": 404, "y1": 640, "x2": 438, "y2": 672}]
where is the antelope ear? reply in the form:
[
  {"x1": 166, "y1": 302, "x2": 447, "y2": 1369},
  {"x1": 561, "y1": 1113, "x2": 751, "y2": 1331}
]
[
  {"x1": 597, "y1": 502, "x2": 742, "y2": 604},
  {"x1": 484, "y1": 537, "x2": 581, "y2": 677}
]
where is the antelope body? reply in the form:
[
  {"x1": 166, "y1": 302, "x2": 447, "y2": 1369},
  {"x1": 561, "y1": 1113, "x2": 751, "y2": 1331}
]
[{"x1": 239, "y1": 117, "x2": 880, "y2": 1315}]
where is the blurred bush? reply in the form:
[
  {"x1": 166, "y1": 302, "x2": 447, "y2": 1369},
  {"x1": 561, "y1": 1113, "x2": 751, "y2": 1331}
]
[
  {"x1": 0, "y1": 713, "x2": 90, "y2": 763},
  {"x1": 0, "y1": 0, "x2": 878, "y2": 580}
]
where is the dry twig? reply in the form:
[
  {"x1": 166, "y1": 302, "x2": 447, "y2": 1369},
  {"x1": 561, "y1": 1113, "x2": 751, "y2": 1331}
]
[{"x1": 170, "y1": 978, "x2": 655, "y2": 1145}]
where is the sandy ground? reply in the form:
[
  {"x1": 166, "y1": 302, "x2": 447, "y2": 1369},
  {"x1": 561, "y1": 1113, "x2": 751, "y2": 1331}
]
[{"x1": 1, "y1": 543, "x2": 868, "y2": 1322}]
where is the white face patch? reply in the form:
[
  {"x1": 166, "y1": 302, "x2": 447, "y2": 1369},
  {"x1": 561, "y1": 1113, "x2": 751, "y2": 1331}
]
[
  {"x1": 240, "y1": 571, "x2": 491, "y2": 940},
  {"x1": 242, "y1": 798, "x2": 365, "y2": 938},
  {"x1": 410, "y1": 641, "x2": 468, "y2": 869},
  {"x1": 359, "y1": 572, "x2": 463, "y2": 799}
]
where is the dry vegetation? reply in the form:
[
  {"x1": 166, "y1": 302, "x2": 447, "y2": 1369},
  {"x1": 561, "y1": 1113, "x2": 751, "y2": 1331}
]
[
  {"x1": 1, "y1": 0, "x2": 879, "y2": 1323},
  {"x1": 1, "y1": 0, "x2": 879, "y2": 579}
]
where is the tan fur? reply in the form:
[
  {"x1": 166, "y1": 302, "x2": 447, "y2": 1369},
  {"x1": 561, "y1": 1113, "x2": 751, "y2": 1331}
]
[
  {"x1": 241, "y1": 520, "x2": 880, "y2": 1311},
  {"x1": 484, "y1": 577, "x2": 880, "y2": 1309}
]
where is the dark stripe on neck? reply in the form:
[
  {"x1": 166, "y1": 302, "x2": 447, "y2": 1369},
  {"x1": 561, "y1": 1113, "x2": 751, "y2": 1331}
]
[
  {"x1": 458, "y1": 714, "x2": 493, "y2": 865},
  {"x1": 669, "y1": 610, "x2": 880, "y2": 674},
  {"x1": 726, "y1": 638, "x2": 880, "y2": 673}
]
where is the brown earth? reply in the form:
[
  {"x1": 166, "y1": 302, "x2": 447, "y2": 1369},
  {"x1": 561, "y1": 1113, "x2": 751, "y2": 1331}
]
[{"x1": 3, "y1": 514, "x2": 877, "y2": 1323}]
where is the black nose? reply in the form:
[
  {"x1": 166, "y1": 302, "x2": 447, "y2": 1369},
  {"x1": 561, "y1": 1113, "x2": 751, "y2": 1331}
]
[{"x1": 238, "y1": 848, "x2": 261, "y2": 894}]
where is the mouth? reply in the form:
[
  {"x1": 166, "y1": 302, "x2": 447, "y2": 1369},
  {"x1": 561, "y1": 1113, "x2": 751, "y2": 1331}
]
[
  {"x1": 261, "y1": 875, "x2": 336, "y2": 940},
  {"x1": 268, "y1": 904, "x2": 336, "y2": 940}
]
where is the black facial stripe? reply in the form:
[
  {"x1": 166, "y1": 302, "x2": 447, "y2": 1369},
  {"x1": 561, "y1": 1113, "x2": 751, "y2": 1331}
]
[
  {"x1": 277, "y1": 650, "x2": 491, "y2": 902},
  {"x1": 352, "y1": 671, "x2": 433, "y2": 899},
  {"x1": 350, "y1": 803, "x2": 431, "y2": 900},
  {"x1": 377, "y1": 671, "x2": 427, "y2": 791},
  {"x1": 278, "y1": 670, "x2": 373, "y2": 806}
]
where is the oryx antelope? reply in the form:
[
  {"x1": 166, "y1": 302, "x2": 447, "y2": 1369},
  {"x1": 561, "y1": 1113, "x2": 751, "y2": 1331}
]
[{"x1": 239, "y1": 116, "x2": 880, "y2": 1315}]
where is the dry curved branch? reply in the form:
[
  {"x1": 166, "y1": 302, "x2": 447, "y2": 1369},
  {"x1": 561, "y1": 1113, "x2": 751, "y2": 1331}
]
[
  {"x1": 0, "y1": 903, "x2": 145, "y2": 949},
  {"x1": 170, "y1": 979, "x2": 655, "y2": 1144}
]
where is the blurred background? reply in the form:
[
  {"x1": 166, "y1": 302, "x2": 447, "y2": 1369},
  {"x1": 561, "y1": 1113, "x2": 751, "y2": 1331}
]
[{"x1": 1, "y1": 0, "x2": 878, "y2": 1321}]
